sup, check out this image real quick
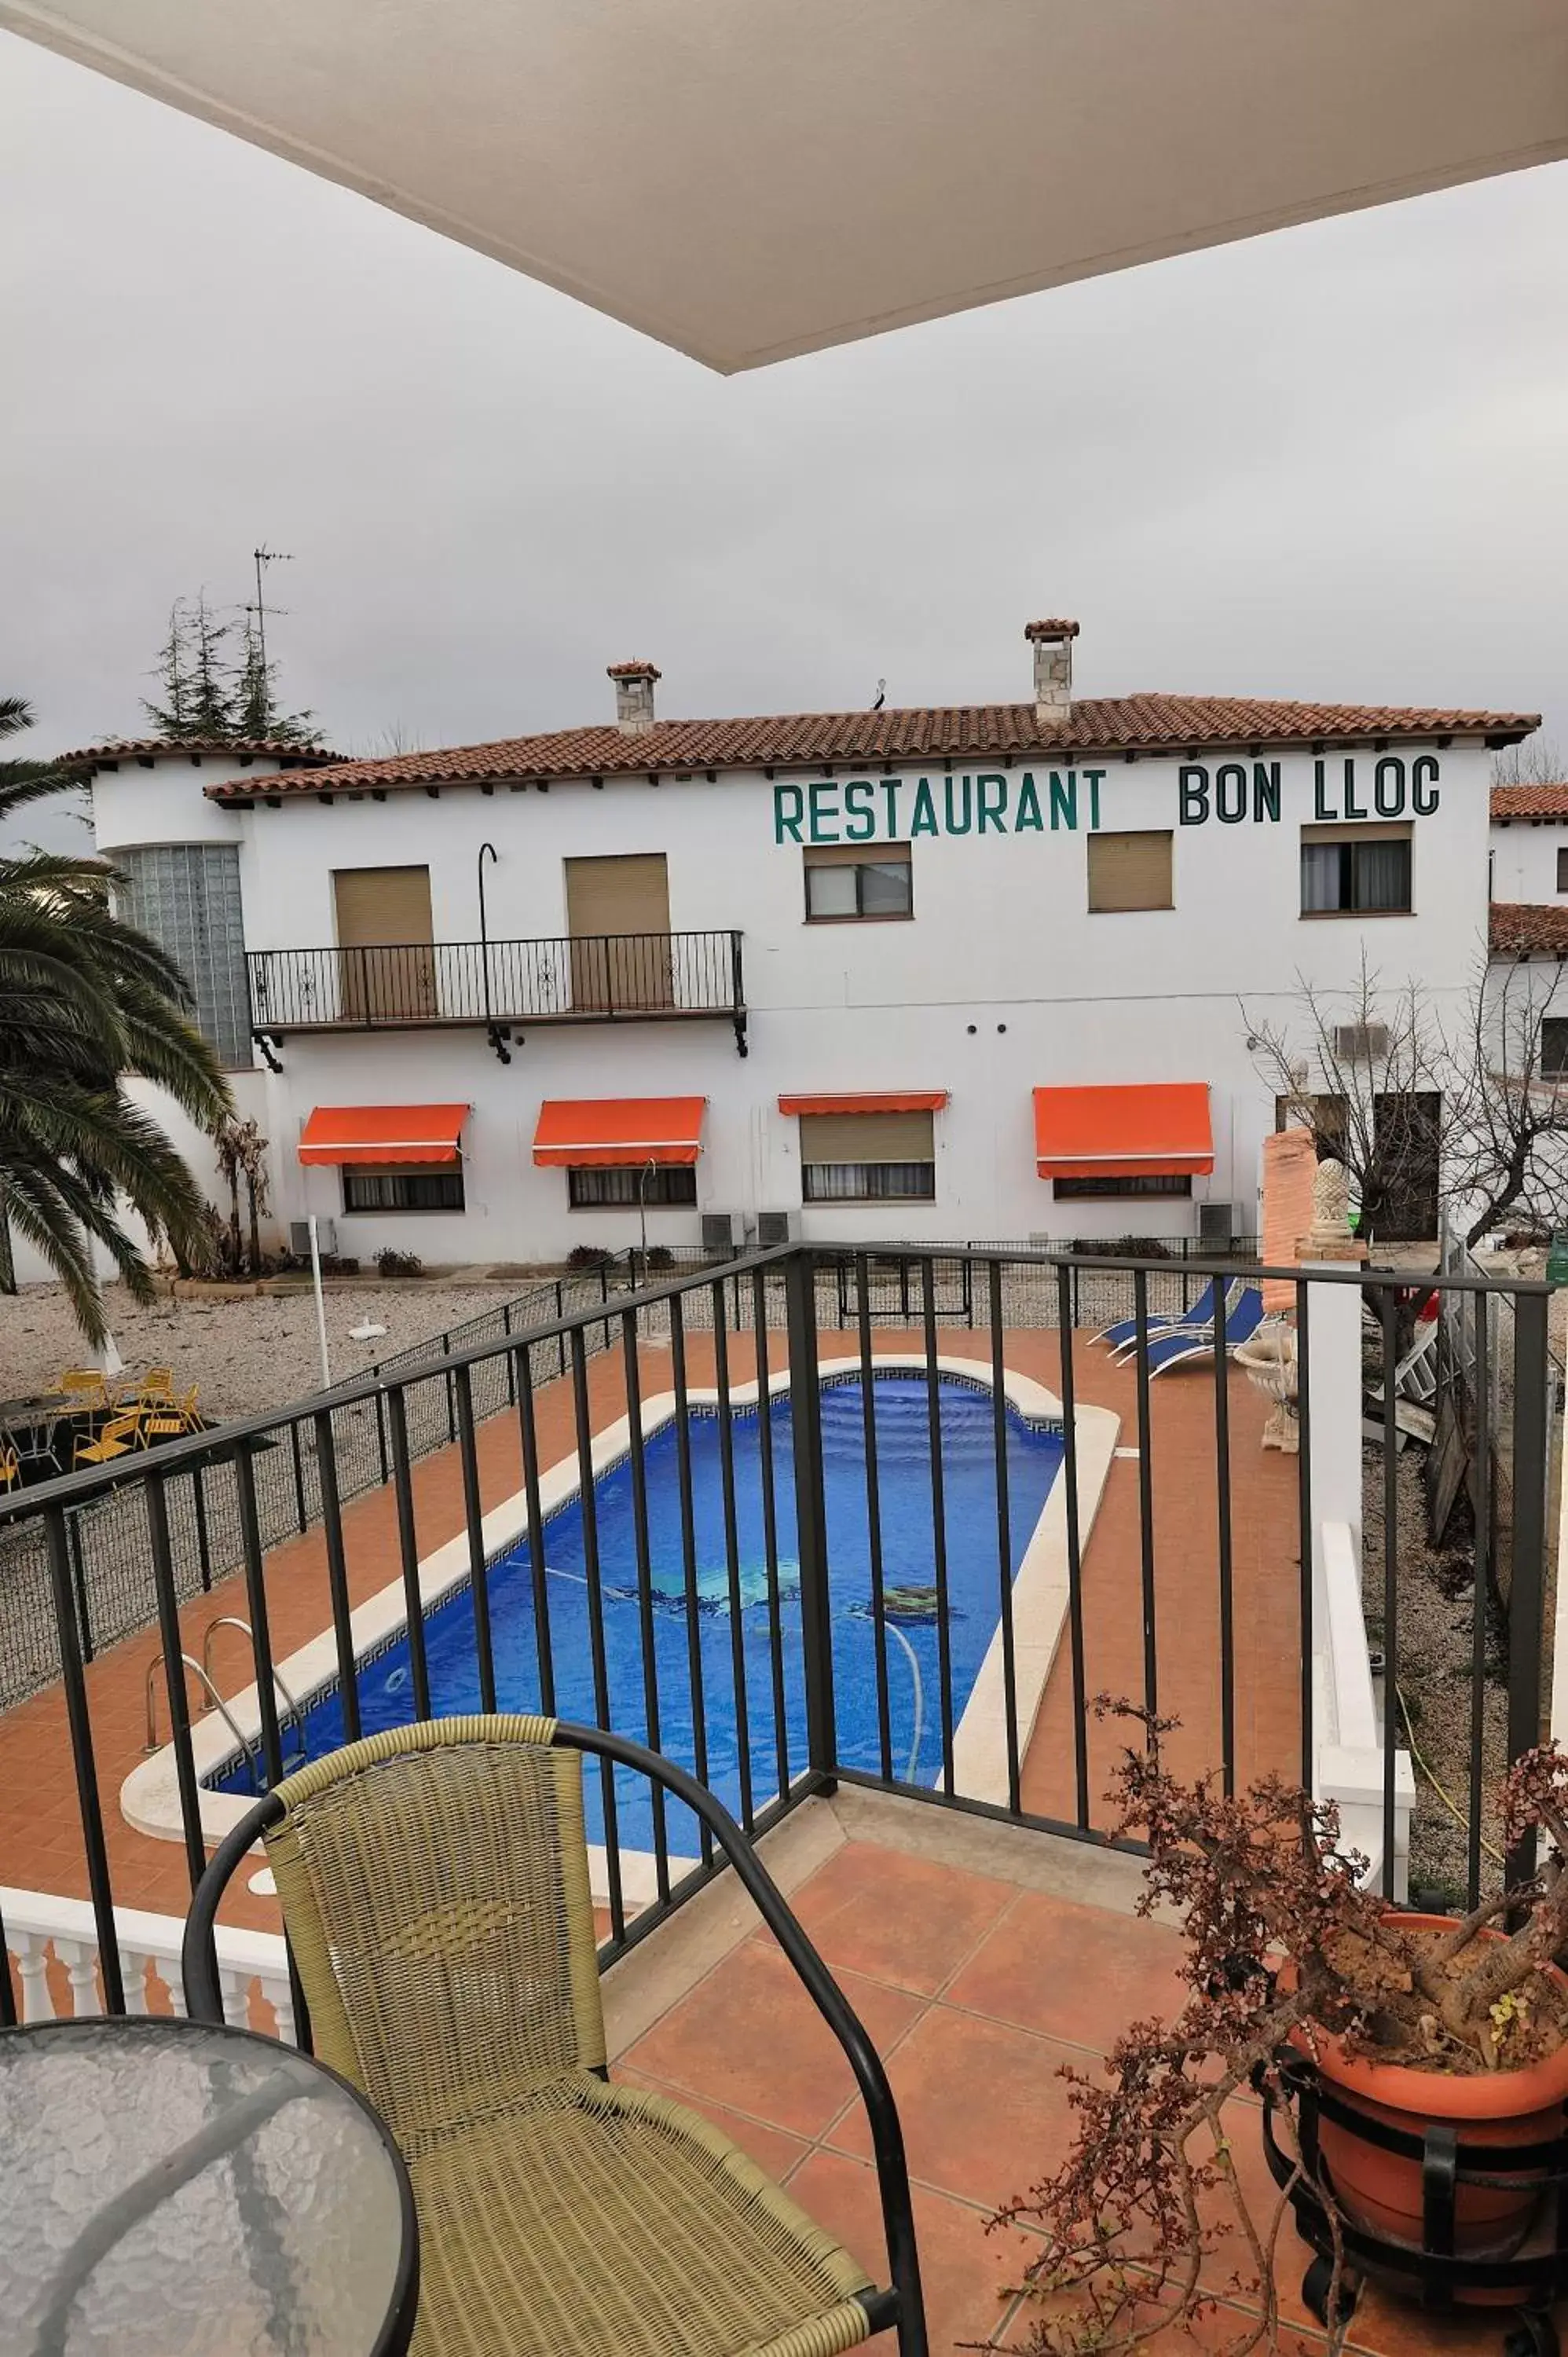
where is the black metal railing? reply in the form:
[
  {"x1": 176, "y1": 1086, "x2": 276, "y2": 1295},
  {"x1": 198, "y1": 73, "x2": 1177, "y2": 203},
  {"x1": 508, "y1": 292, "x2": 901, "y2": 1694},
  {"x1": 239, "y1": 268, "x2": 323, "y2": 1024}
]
[
  {"x1": 247, "y1": 930, "x2": 746, "y2": 1039},
  {"x1": 0, "y1": 1244, "x2": 1554, "y2": 2044},
  {"x1": 0, "y1": 1265, "x2": 633, "y2": 1710}
]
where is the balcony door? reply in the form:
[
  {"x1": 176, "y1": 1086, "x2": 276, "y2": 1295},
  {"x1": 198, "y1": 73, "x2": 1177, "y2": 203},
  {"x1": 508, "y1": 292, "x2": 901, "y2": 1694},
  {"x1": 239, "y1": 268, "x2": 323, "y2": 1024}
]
[
  {"x1": 334, "y1": 866, "x2": 436, "y2": 1021},
  {"x1": 565, "y1": 854, "x2": 672, "y2": 1011}
]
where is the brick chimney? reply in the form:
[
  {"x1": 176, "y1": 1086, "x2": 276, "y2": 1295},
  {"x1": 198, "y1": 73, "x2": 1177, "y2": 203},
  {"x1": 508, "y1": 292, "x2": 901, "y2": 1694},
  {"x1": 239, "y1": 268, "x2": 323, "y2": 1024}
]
[
  {"x1": 607, "y1": 659, "x2": 661, "y2": 735},
  {"x1": 1024, "y1": 619, "x2": 1079, "y2": 732}
]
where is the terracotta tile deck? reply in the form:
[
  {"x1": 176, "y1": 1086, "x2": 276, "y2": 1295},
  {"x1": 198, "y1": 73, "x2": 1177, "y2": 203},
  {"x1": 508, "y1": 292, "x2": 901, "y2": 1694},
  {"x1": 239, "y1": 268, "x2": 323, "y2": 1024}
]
[
  {"x1": 0, "y1": 1324, "x2": 1548, "y2": 2352},
  {"x1": 0, "y1": 1323, "x2": 1302, "y2": 1937},
  {"x1": 612, "y1": 1809, "x2": 1556, "y2": 2356}
]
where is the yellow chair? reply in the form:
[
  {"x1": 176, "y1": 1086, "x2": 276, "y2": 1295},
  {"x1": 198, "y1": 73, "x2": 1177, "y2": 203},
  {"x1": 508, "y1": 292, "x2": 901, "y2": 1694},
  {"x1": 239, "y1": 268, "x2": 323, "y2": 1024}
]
[
  {"x1": 136, "y1": 1366, "x2": 175, "y2": 1406},
  {"x1": 73, "y1": 1413, "x2": 141, "y2": 1468},
  {"x1": 0, "y1": 1442, "x2": 19, "y2": 1490},
  {"x1": 54, "y1": 1368, "x2": 110, "y2": 1406},
  {"x1": 139, "y1": 1386, "x2": 200, "y2": 1442}
]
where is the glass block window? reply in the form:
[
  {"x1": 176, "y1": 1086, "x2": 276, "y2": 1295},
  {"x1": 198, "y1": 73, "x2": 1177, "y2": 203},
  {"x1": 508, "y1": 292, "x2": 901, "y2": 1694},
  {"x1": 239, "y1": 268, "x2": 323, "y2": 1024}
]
[{"x1": 114, "y1": 845, "x2": 251, "y2": 1068}]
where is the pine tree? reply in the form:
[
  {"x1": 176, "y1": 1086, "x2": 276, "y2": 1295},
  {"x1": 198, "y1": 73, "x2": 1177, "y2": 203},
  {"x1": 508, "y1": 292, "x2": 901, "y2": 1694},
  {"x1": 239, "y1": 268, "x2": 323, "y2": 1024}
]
[
  {"x1": 186, "y1": 592, "x2": 236, "y2": 739},
  {"x1": 141, "y1": 575, "x2": 324, "y2": 749},
  {"x1": 232, "y1": 609, "x2": 318, "y2": 746},
  {"x1": 140, "y1": 600, "x2": 196, "y2": 740}
]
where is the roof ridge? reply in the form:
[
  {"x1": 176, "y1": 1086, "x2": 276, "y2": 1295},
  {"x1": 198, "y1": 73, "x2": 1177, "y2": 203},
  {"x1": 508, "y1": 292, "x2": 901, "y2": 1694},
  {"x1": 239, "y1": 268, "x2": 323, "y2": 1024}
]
[{"x1": 203, "y1": 691, "x2": 1541, "y2": 803}]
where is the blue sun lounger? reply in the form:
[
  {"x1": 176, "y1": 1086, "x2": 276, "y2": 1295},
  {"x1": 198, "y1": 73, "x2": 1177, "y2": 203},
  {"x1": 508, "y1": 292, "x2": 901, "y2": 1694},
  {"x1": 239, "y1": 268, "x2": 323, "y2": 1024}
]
[
  {"x1": 1143, "y1": 1285, "x2": 1266, "y2": 1377},
  {"x1": 1097, "y1": 1278, "x2": 1229, "y2": 1357}
]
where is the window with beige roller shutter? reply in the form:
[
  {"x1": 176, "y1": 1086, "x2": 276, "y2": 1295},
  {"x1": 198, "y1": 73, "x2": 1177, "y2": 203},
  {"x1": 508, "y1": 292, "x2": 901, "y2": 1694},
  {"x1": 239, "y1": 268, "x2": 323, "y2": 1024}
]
[
  {"x1": 798, "y1": 1109, "x2": 936, "y2": 1202},
  {"x1": 803, "y1": 843, "x2": 912, "y2": 921},
  {"x1": 564, "y1": 854, "x2": 672, "y2": 1009},
  {"x1": 1086, "y1": 830, "x2": 1173, "y2": 914},
  {"x1": 332, "y1": 866, "x2": 435, "y2": 1019}
]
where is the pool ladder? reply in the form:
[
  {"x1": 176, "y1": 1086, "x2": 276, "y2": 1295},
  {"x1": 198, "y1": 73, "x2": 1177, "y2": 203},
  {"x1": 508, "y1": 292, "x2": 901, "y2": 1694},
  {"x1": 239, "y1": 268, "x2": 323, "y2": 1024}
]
[{"x1": 144, "y1": 1619, "x2": 308, "y2": 1789}]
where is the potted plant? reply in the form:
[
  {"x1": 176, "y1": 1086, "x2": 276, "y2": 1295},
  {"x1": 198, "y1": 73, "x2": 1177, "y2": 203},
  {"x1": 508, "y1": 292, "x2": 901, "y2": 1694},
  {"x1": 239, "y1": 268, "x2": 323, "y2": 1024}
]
[{"x1": 995, "y1": 1702, "x2": 1568, "y2": 2354}]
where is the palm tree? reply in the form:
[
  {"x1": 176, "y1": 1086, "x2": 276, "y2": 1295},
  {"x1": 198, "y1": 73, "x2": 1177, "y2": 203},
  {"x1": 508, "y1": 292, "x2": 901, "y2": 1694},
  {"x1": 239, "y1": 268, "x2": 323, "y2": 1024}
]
[{"x1": 0, "y1": 698, "x2": 232, "y2": 1341}]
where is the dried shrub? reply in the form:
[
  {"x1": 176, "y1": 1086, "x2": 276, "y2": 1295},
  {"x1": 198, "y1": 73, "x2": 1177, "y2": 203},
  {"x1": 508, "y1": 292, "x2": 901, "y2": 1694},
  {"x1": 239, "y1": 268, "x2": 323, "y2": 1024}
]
[{"x1": 995, "y1": 1702, "x2": 1568, "y2": 2354}]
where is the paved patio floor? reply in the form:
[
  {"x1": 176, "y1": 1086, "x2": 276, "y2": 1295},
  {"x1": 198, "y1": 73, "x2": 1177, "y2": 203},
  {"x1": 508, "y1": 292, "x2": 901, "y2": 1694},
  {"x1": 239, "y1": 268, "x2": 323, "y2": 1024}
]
[
  {"x1": 607, "y1": 1788, "x2": 1553, "y2": 2357},
  {"x1": 0, "y1": 1310, "x2": 1546, "y2": 2355},
  {"x1": 0, "y1": 1322, "x2": 1302, "y2": 1937}
]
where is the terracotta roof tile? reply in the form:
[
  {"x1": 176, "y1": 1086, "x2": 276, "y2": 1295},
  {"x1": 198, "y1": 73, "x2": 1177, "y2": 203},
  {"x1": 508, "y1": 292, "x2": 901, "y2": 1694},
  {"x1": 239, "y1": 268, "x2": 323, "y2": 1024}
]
[
  {"x1": 60, "y1": 736, "x2": 342, "y2": 774},
  {"x1": 1491, "y1": 784, "x2": 1568, "y2": 821},
  {"x1": 203, "y1": 695, "x2": 1539, "y2": 803},
  {"x1": 1489, "y1": 903, "x2": 1568, "y2": 957}
]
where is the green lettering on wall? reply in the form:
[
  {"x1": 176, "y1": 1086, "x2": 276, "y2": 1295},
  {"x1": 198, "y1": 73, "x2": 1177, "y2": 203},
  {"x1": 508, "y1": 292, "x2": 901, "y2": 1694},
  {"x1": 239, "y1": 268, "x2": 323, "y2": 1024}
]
[
  {"x1": 808, "y1": 781, "x2": 840, "y2": 841},
  {"x1": 976, "y1": 773, "x2": 1008, "y2": 833},
  {"x1": 1252, "y1": 762, "x2": 1281, "y2": 823},
  {"x1": 944, "y1": 776, "x2": 973, "y2": 835},
  {"x1": 842, "y1": 781, "x2": 876, "y2": 840},
  {"x1": 881, "y1": 779, "x2": 900, "y2": 838},
  {"x1": 1374, "y1": 757, "x2": 1406, "y2": 818},
  {"x1": 910, "y1": 779, "x2": 940, "y2": 836},
  {"x1": 1342, "y1": 760, "x2": 1366, "y2": 823},
  {"x1": 1313, "y1": 760, "x2": 1336, "y2": 821},
  {"x1": 774, "y1": 784, "x2": 805, "y2": 842},
  {"x1": 1083, "y1": 768, "x2": 1105, "y2": 830},
  {"x1": 1049, "y1": 772, "x2": 1077, "y2": 830},
  {"x1": 1411, "y1": 755, "x2": 1441, "y2": 815},
  {"x1": 1014, "y1": 774, "x2": 1044, "y2": 831},
  {"x1": 1178, "y1": 765, "x2": 1210, "y2": 824},
  {"x1": 1215, "y1": 762, "x2": 1247, "y2": 823}
]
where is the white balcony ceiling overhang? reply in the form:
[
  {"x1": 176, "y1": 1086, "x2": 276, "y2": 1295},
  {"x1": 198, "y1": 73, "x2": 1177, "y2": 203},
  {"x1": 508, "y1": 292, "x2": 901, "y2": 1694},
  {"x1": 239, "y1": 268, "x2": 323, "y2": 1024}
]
[{"x1": 5, "y1": 0, "x2": 1567, "y2": 372}]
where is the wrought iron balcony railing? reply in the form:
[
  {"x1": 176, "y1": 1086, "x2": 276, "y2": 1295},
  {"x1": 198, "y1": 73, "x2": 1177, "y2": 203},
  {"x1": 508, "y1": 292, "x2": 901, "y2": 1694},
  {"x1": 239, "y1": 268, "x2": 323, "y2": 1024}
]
[{"x1": 247, "y1": 929, "x2": 747, "y2": 1058}]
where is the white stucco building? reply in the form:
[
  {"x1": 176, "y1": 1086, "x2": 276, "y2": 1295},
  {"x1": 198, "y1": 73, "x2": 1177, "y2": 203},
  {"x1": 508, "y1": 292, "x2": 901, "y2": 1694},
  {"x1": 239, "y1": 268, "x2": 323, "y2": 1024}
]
[
  {"x1": 1491, "y1": 784, "x2": 1568, "y2": 909},
  {"x1": 66, "y1": 622, "x2": 1541, "y2": 1267}
]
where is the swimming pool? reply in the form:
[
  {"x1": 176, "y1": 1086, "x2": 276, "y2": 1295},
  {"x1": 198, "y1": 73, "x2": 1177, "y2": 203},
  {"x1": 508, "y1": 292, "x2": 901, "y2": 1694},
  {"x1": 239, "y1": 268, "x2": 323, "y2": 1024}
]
[{"x1": 204, "y1": 1371, "x2": 1064, "y2": 1857}]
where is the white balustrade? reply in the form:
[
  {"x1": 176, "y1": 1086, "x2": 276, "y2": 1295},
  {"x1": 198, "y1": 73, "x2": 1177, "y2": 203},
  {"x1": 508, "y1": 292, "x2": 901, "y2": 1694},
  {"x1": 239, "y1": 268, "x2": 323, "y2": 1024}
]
[
  {"x1": 1, "y1": 1887, "x2": 295, "y2": 2041},
  {"x1": 1313, "y1": 1519, "x2": 1415, "y2": 1901}
]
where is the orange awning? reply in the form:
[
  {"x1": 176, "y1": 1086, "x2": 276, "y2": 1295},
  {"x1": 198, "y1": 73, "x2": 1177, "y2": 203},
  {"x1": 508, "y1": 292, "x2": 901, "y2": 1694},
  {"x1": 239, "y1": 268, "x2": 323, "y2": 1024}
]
[
  {"x1": 1032, "y1": 1083, "x2": 1214, "y2": 1179},
  {"x1": 777, "y1": 1091, "x2": 948, "y2": 1116},
  {"x1": 533, "y1": 1097, "x2": 707, "y2": 1168},
  {"x1": 299, "y1": 1103, "x2": 468, "y2": 1166}
]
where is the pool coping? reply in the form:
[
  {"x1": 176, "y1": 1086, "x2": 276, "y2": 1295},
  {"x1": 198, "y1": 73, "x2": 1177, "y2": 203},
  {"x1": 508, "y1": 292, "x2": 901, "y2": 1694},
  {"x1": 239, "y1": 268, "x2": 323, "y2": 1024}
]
[{"x1": 121, "y1": 1354, "x2": 1119, "y2": 1897}]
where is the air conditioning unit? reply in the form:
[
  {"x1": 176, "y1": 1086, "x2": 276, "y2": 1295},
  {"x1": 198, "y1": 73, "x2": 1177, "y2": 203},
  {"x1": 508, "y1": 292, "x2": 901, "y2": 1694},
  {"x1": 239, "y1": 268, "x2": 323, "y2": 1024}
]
[
  {"x1": 1199, "y1": 1202, "x2": 1236, "y2": 1248},
  {"x1": 701, "y1": 1211, "x2": 739, "y2": 1255},
  {"x1": 1332, "y1": 1022, "x2": 1390, "y2": 1061},
  {"x1": 289, "y1": 1218, "x2": 336, "y2": 1259},
  {"x1": 756, "y1": 1210, "x2": 797, "y2": 1248}
]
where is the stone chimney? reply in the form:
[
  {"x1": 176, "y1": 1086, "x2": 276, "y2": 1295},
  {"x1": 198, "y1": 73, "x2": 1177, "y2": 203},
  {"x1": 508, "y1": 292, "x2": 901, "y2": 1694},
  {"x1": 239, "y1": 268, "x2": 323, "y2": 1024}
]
[
  {"x1": 607, "y1": 659, "x2": 661, "y2": 735},
  {"x1": 1024, "y1": 618, "x2": 1079, "y2": 732}
]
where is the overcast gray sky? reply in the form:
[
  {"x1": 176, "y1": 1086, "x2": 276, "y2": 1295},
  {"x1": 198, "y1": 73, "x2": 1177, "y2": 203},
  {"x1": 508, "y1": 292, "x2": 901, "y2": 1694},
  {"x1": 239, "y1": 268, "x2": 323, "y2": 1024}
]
[{"x1": 4, "y1": 31, "x2": 1567, "y2": 788}]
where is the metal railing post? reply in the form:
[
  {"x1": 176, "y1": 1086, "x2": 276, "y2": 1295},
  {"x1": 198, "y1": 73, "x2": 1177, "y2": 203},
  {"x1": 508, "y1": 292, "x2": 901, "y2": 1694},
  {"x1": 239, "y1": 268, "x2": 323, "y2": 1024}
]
[
  {"x1": 784, "y1": 1248, "x2": 836, "y2": 1786},
  {"x1": 1507, "y1": 1289, "x2": 1551, "y2": 1893}
]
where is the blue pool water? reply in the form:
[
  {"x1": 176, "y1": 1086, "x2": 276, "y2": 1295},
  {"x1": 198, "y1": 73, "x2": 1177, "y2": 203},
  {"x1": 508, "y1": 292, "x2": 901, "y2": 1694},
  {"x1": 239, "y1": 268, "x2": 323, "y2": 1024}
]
[{"x1": 208, "y1": 1373, "x2": 1063, "y2": 1857}]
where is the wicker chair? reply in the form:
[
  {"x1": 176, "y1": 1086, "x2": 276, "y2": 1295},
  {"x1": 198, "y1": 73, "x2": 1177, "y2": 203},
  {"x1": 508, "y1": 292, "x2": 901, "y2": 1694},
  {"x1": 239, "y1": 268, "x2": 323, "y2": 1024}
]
[{"x1": 184, "y1": 1715, "x2": 926, "y2": 2357}]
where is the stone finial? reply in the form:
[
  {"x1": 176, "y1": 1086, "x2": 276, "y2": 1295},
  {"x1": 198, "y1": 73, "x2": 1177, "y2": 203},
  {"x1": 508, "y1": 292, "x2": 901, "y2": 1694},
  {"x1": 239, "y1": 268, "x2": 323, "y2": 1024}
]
[
  {"x1": 1297, "y1": 1156, "x2": 1367, "y2": 1264},
  {"x1": 1313, "y1": 1158, "x2": 1351, "y2": 1233}
]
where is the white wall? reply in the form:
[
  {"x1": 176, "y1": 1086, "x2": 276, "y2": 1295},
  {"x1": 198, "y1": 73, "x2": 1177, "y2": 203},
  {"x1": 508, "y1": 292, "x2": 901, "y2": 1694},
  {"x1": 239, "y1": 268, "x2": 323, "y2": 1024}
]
[
  {"x1": 5, "y1": 1072, "x2": 272, "y2": 1291},
  {"x1": 86, "y1": 738, "x2": 1498, "y2": 1263},
  {"x1": 1491, "y1": 813, "x2": 1568, "y2": 905}
]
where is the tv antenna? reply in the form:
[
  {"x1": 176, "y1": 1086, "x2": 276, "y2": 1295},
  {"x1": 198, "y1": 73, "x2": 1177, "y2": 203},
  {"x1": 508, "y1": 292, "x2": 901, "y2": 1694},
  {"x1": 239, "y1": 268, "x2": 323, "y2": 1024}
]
[{"x1": 247, "y1": 545, "x2": 294, "y2": 684}]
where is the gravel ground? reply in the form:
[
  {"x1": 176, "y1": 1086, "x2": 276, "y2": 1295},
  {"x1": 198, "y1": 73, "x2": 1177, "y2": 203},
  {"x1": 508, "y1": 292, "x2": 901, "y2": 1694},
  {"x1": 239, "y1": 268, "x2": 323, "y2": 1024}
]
[
  {"x1": 0, "y1": 1277, "x2": 544, "y2": 1420},
  {"x1": 1361, "y1": 1437, "x2": 1508, "y2": 1904},
  {"x1": 0, "y1": 1271, "x2": 623, "y2": 1710}
]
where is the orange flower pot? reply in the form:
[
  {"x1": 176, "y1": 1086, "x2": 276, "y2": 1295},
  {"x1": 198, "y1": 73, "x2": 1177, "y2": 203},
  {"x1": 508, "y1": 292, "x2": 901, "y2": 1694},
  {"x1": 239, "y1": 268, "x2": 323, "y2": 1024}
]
[{"x1": 1288, "y1": 1915, "x2": 1568, "y2": 2277}]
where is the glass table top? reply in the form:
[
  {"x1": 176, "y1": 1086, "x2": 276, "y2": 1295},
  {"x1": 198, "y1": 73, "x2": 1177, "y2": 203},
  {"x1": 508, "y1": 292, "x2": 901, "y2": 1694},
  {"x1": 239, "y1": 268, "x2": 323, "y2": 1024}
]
[{"x1": 3, "y1": 2014, "x2": 415, "y2": 2357}]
